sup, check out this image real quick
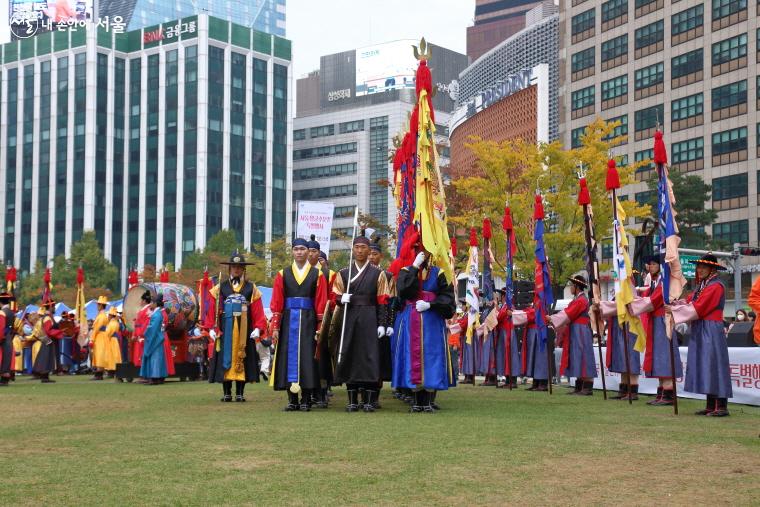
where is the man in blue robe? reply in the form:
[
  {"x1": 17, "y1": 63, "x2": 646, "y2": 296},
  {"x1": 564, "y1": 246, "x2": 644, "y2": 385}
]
[{"x1": 139, "y1": 294, "x2": 167, "y2": 385}]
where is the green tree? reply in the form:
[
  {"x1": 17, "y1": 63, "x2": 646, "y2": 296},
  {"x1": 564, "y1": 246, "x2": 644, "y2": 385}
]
[
  {"x1": 646, "y1": 170, "x2": 719, "y2": 249},
  {"x1": 182, "y1": 229, "x2": 244, "y2": 270},
  {"x1": 449, "y1": 118, "x2": 650, "y2": 288},
  {"x1": 52, "y1": 231, "x2": 119, "y2": 292}
]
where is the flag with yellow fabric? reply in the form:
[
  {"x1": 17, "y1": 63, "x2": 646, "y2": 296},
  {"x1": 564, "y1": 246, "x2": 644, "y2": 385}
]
[{"x1": 612, "y1": 198, "x2": 647, "y2": 352}]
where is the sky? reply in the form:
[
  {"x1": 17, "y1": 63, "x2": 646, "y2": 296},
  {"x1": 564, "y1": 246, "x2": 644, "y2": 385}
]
[{"x1": 286, "y1": 0, "x2": 474, "y2": 79}]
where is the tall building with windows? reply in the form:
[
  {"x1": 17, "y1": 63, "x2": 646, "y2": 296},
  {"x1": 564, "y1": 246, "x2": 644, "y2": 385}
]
[
  {"x1": 292, "y1": 41, "x2": 467, "y2": 252},
  {"x1": 560, "y1": 1, "x2": 759, "y2": 279},
  {"x1": 99, "y1": 0, "x2": 287, "y2": 36},
  {"x1": 0, "y1": 14, "x2": 292, "y2": 284},
  {"x1": 467, "y1": 0, "x2": 553, "y2": 61}
]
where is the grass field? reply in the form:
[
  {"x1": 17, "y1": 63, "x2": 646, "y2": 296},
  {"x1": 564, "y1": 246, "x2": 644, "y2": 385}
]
[{"x1": 2, "y1": 375, "x2": 759, "y2": 506}]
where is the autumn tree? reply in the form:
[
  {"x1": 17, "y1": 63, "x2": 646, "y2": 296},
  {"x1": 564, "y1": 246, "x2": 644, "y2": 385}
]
[{"x1": 448, "y1": 118, "x2": 650, "y2": 289}]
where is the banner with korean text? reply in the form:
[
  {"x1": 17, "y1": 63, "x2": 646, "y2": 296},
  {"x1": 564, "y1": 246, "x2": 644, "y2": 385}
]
[{"x1": 296, "y1": 201, "x2": 335, "y2": 256}]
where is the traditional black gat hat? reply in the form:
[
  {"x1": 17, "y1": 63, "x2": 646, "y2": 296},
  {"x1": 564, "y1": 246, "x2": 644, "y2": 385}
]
[
  {"x1": 568, "y1": 275, "x2": 589, "y2": 289},
  {"x1": 689, "y1": 253, "x2": 727, "y2": 271},
  {"x1": 220, "y1": 249, "x2": 255, "y2": 266}
]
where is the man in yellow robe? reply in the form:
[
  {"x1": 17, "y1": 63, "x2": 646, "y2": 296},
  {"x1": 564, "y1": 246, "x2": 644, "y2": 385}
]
[{"x1": 90, "y1": 296, "x2": 112, "y2": 380}]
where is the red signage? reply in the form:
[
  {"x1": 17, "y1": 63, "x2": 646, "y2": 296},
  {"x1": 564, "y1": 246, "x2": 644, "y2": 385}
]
[{"x1": 143, "y1": 27, "x2": 164, "y2": 43}]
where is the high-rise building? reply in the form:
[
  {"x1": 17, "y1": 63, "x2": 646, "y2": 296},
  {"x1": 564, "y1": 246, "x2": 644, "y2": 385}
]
[
  {"x1": 293, "y1": 41, "x2": 468, "y2": 251},
  {"x1": 0, "y1": 14, "x2": 293, "y2": 286},
  {"x1": 99, "y1": 0, "x2": 286, "y2": 36},
  {"x1": 466, "y1": 0, "x2": 553, "y2": 61},
  {"x1": 559, "y1": 0, "x2": 759, "y2": 307}
]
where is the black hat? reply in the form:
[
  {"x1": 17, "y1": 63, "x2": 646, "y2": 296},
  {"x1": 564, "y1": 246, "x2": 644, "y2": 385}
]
[
  {"x1": 353, "y1": 229, "x2": 370, "y2": 246},
  {"x1": 220, "y1": 249, "x2": 254, "y2": 266},
  {"x1": 689, "y1": 253, "x2": 726, "y2": 271},
  {"x1": 568, "y1": 275, "x2": 588, "y2": 288},
  {"x1": 0, "y1": 291, "x2": 15, "y2": 302},
  {"x1": 644, "y1": 254, "x2": 661, "y2": 265},
  {"x1": 369, "y1": 235, "x2": 382, "y2": 252},
  {"x1": 292, "y1": 238, "x2": 309, "y2": 248},
  {"x1": 140, "y1": 290, "x2": 152, "y2": 303},
  {"x1": 152, "y1": 293, "x2": 164, "y2": 306},
  {"x1": 306, "y1": 234, "x2": 321, "y2": 250},
  {"x1": 318, "y1": 251, "x2": 328, "y2": 261}
]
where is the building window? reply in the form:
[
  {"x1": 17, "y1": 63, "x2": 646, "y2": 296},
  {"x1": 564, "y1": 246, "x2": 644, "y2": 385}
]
[
  {"x1": 601, "y1": 35, "x2": 627, "y2": 62},
  {"x1": 712, "y1": 219, "x2": 748, "y2": 244},
  {"x1": 672, "y1": 93, "x2": 703, "y2": 121},
  {"x1": 293, "y1": 162, "x2": 357, "y2": 181},
  {"x1": 571, "y1": 86, "x2": 595, "y2": 110},
  {"x1": 601, "y1": 75, "x2": 627, "y2": 100},
  {"x1": 571, "y1": 126, "x2": 586, "y2": 148},
  {"x1": 604, "y1": 114, "x2": 628, "y2": 140},
  {"x1": 602, "y1": 0, "x2": 627, "y2": 21},
  {"x1": 293, "y1": 184, "x2": 357, "y2": 200},
  {"x1": 712, "y1": 80, "x2": 747, "y2": 110},
  {"x1": 634, "y1": 104, "x2": 663, "y2": 131},
  {"x1": 712, "y1": 127, "x2": 747, "y2": 155},
  {"x1": 634, "y1": 62, "x2": 663, "y2": 89},
  {"x1": 634, "y1": 0, "x2": 656, "y2": 6},
  {"x1": 712, "y1": 173, "x2": 748, "y2": 210},
  {"x1": 672, "y1": 49, "x2": 703, "y2": 78},
  {"x1": 712, "y1": 0, "x2": 747, "y2": 20},
  {"x1": 634, "y1": 148, "x2": 654, "y2": 181},
  {"x1": 712, "y1": 33, "x2": 748, "y2": 66},
  {"x1": 293, "y1": 129, "x2": 305, "y2": 141},
  {"x1": 635, "y1": 20, "x2": 664, "y2": 49},
  {"x1": 571, "y1": 9, "x2": 595, "y2": 35},
  {"x1": 333, "y1": 205, "x2": 356, "y2": 218},
  {"x1": 339, "y1": 120, "x2": 365, "y2": 134},
  {"x1": 672, "y1": 4, "x2": 704, "y2": 35},
  {"x1": 310, "y1": 124, "x2": 335, "y2": 138},
  {"x1": 672, "y1": 137, "x2": 704, "y2": 164},
  {"x1": 293, "y1": 142, "x2": 358, "y2": 160},
  {"x1": 571, "y1": 47, "x2": 595, "y2": 72}
]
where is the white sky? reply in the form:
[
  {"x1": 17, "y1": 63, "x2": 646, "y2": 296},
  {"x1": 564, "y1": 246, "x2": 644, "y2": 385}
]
[{"x1": 286, "y1": 0, "x2": 474, "y2": 79}]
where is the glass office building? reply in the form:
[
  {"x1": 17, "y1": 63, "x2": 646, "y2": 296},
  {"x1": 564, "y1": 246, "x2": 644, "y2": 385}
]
[
  {"x1": 0, "y1": 14, "x2": 292, "y2": 285},
  {"x1": 99, "y1": 0, "x2": 287, "y2": 36}
]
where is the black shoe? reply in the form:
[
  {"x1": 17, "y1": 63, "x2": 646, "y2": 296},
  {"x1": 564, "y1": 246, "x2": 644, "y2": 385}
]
[
  {"x1": 410, "y1": 390, "x2": 424, "y2": 413},
  {"x1": 235, "y1": 395, "x2": 246, "y2": 402},
  {"x1": 363, "y1": 390, "x2": 377, "y2": 412},
  {"x1": 221, "y1": 395, "x2": 232, "y2": 402},
  {"x1": 283, "y1": 403, "x2": 298, "y2": 411},
  {"x1": 346, "y1": 389, "x2": 359, "y2": 412},
  {"x1": 41, "y1": 378, "x2": 56, "y2": 383},
  {"x1": 299, "y1": 403, "x2": 311, "y2": 412},
  {"x1": 610, "y1": 383, "x2": 628, "y2": 400}
]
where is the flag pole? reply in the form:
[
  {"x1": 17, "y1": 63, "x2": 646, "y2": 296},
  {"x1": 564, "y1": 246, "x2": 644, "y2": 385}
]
[
  {"x1": 577, "y1": 165, "x2": 608, "y2": 400},
  {"x1": 654, "y1": 128, "x2": 679, "y2": 416},
  {"x1": 337, "y1": 207, "x2": 360, "y2": 365}
]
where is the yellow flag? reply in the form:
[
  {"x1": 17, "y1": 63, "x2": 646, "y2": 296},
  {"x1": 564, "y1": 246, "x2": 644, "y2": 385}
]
[{"x1": 613, "y1": 198, "x2": 647, "y2": 352}]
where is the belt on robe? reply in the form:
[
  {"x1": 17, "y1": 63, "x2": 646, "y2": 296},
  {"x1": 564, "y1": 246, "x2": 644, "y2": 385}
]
[
  {"x1": 285, "y1": 297, "x2": 312, "y2": 383},
  {"x1": 346, "y1": 295, "x2": 376, "y2": 306},
  {"x1": 285, "y1": 297, "x2": 313, "y2": 310}
]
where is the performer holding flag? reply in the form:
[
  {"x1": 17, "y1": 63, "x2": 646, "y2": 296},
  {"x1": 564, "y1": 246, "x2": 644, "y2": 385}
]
[
  {"x1": 532, "y1": 193, "x2": 555, "y2": 394},
  {"x1": 495, "y1": 210, "x2": 521, "y2": 389}
]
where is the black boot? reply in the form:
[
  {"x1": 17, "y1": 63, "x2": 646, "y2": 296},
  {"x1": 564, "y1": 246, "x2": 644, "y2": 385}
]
[
  {"x1": 578, "y1": 380, "x2": 594, "y2": 396},
  {"x1": 283, "y1": 392, "x2": 299, "y2": 411},
  {"x1": 363, "y1": 390, "x2": 377, "y2": 412},
  {"x1": 316, "y1": 388, "x2": 328, "y2": 408},
  {"x1": 627, "y1": 384, "x2": 639, "y2": 401},
  {"x1": 647, "y1": 386, "x2": 663, "y2": 405},
  {"x1": 708, "y1": 397, "x2": 730, "y2": 417},
  {"x1": 611, "y1": 383, "x2": 628, "y2": 400},
  {"x1": 655, "y1": 389, "x2": 675, "y2": 406},
  {"x1": 510, "y1": 376, "x2": 518, "y2": 389},
  {"x1": 567, "y1": 379, "x2": 582, "y2": 395},
  {"x1": 235, "y1": 381, "x2": 246, "y2": 402},
  {"x1": 220, "y1": 381, "x2": 232, "y2": 402},
  {"x1": 299, "y1": 390, "x2": 311, "y2": 412},
  {"x1": 527, "y1": 380, "x2": 538, "y2": 391},
  {"x1": 373, "y1": 386, "x2": 382, "y2": 409},
  {"x1": 695, "y1": 395, "x2": 713, "y2": 415},
  {"x1": 346, "y1": 389, "x2": 359, "y2": 412},
  {"x1": 40, "y1": 373, "x2": 56, "y2": 383},
  {"x1": 423, "y1": 391, "x2": 435, "y2": 413},
  {"x1": 356, "y1": 388, "x2": 365, "y2": 410},
  {"x1": 0, "y1": 377, "x2": 9, "y2": 386},
  {"x1": 402, "y1": 388, "x2": 414, "y2": 404},
  {"x1": 429, "y1": 390, "x2": 440, "y2": 410},
  {"x1": 410, "y1": 390, "x2": 424, "y2": 413}
]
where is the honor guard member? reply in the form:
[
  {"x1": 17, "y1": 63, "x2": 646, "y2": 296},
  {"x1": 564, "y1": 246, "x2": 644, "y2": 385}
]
[
  {"x1": 270, "y1": 238, "x2": 328, "y2": 411},
  {"x1": 368, "y1": 236, "x2": 395, "y2": 408},
  {"x1": 209, "y1": 251, "x2": 268, "y2": 402},
  {"x1": 669, "y1": 254, "x2": 732, "y2": 417},
  {"x1": 31, "y1": 301, "x2": 64, "y2": 383},
  {"x1": 0, "y1": 292, "x2": 15, "y2": 386},
  {"x1": 550, "y1": 276, "x2": 597, "y2": 396},
  {"x1": 332, "y1": 232, "x2": 390, "y2": 412},
  {"x1": 308, "y1": 236, "x2": 333, "y2": 409}
]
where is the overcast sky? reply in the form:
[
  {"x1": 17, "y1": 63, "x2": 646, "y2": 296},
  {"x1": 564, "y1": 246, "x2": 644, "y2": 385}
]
[{"x1": 287, "y1": 0, "x2": 474, "y2": 79}]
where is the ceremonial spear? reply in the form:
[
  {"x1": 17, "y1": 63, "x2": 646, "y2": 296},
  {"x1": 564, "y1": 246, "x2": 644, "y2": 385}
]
[
  {"x1": 577, "y1": 163, "x2": 609, "y2": 400},
  {"x1": 502, "y1": 205, "x2": 516, "y2": 391},
  {"x1": 337, "y1": 206, "x2": 360, "y2": 365}
]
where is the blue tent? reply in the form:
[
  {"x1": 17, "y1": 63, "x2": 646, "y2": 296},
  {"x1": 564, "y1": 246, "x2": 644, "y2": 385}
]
[
  {"x1": 17, "y1": 304, "x2": 39, "y2": 319},
  {"x1": 258, "y1": 286, "x2": 272, "y2": 318},
  {"x1": 54, "y1": 302, "x2": 72, "y2": 316},
  {"x1": 84, "y1": 300, "x2": 101, "y2": 321},
  {"x1": 106, "y1": 298, "x2": 124, "y2": 311}
]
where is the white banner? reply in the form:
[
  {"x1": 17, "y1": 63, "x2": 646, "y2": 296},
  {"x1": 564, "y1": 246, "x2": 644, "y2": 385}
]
[
  {"x1": 587, "y1": 347, "x2": 760, "y2": 406},
  {"x1": 296, "y1": 201, "x2": 335, "y2": 256}
]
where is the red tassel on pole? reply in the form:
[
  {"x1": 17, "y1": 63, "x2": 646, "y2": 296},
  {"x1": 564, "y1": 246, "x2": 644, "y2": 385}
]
[
  {"x1": 578, "y1": 177, "x2": 591, "y2": 205},
  {"x1": 415, "y1": 60, "x2": 432, "y2": 97},
  {"x1": 533, "y1": 194, "x2": 545, "y2": 220},
  {"x1": 502, "y1": 206, "x2": 513, "y2": 231},
  {"x1": 76, "y1": 267, "x2": 85, "y2": 285},
  {"x1": 469, "y1": 227, "x2": 478, "y2": 247},
  {"x1": 653, "y1": 130, "x2": 668, "y2": 165},
  {"x1": 451, "y1": 236, "x2": 457, "y2": 258},
  {"x1": 605, "y1": 159, "x2": 620, "y2": 191},
  {"x1": 482, "y1": 218, "x2": 492, "y2": 239}
]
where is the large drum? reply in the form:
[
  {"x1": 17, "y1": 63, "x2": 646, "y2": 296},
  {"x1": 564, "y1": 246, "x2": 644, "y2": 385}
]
[{"x1": 124, "y1": 283, "x2": 198, "y2": 339}]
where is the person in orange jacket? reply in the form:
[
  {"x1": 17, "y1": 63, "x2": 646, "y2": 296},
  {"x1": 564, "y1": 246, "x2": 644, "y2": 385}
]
[{"x1": 746, "y1": 276, "x2": 760, "y2": 345}]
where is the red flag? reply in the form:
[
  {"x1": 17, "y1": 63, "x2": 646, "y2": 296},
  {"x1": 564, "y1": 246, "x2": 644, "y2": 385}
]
[
  {"x1": 42, "y1": 267, "x2": 52, "y2": 303},
  {"x1": 128, "y1": 268, "x2": 139, "y2": 289},
  {"x1": 160, "y1": 270, "x2": 169, "y2": 283},
  {"x1": 76, "y1": 266, "x2": 85, "y2": 285}
]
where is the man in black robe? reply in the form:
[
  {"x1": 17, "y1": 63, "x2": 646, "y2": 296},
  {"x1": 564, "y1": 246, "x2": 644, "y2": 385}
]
[
  {"x1": 368, "y1": 236, "x2": 395, "y2": 408},
  {"x1": 332, "y1": 233, "x2": 389, "y2": 412}
]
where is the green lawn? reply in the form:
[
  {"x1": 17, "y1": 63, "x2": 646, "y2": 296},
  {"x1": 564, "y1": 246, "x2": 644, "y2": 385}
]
[{"x1": 2, "y1": 376, "x2": 759, "y2": 506}]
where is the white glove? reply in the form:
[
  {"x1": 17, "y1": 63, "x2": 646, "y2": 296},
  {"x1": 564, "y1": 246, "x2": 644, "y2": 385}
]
[
  {"x1": 341, "y1": 293, "x2": 352, "y2": 304},
  {"x1": 385, "y1": 327, "x2": 394, "y2": 337},
  {"x1": 249, "y1": 328, "x2": 260, "y2": 340},
  {"x1": 412, "y1": 251, "x2": 426, "y2": 268},
  {"x1": 209, "y1": 329, "x2": 217, "y2": 339},
  {"x1": 377, "y1": 326, "x2": 385, "y2": 339},
  {"x1": 416, "y1": 300, "x2": 431, "y2": 313}
]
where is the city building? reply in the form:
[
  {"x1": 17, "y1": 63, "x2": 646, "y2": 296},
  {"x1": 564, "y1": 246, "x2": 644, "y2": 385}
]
[
  {"x1": 449, "y1": 8, "x2": 559, "y2": 174},
  {"x1": 559, "y1": 0, "x2": 759, "y2": 308},
  {"x1": 99, "y1": 0, "x2": 287, "y2": 36},
  {"x1": 0, "y1": 14, "x2": 293, "y2": 285},
  {"x1": 466, "y1": 0, "x2": 555, "y2": 61},
  {"x1": 293, "y1": 40, "x2": 467, "y2": 251}
]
